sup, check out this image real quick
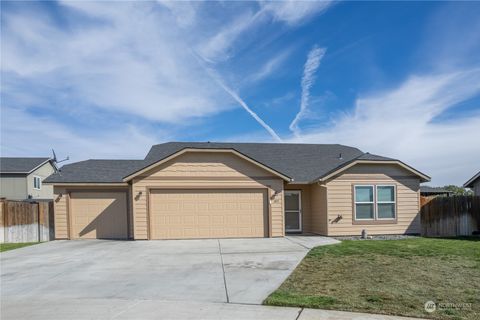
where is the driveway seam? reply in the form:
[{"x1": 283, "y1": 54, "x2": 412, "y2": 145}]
[
  {"x1": 110, "y1": 300, "x2": 143, "y2": 319},
  {"x1": 217, "y1": 240, "x2": 230, "y2": 303},
  {"x1": 295, "y1": 307, "x2": 304, "y2": 320},
  {"x1": 285, "y1": 236, "x2": 310, "y2": 250}
]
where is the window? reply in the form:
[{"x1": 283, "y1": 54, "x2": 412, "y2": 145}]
[
  {"x1": 354, "y1": 185, "x2": 396, "y2": 221},
  {"x1": 377, "y1": 186, "x2": 396, "y2": 219},
  {"x1": 354, "y1": 186, "x2": 374, "y2": 219},
  {"x1": 33, "y1": 176, "x2": 41, "y2": 190}
]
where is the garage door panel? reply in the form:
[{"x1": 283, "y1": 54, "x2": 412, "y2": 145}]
[
  {"x1": 150, "y1": 189, "x2": 267, "y2": 239},
  {"x1": 71, "y1": 192, "x2": 128, "y2": 239}
]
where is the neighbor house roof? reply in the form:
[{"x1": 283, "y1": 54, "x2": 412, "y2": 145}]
[
  {"x1": 44, "y1": 142, "x2": 430, "y2": 184},
  {"x1": 463, "y1": 171, "x2": 480, "y2": 188},
  {"x1": 420, "y1": 186, "x2": 453, "y2": 195},
  {"x1": 0, "y1": 157, "x2": 53, "y2": 174}
]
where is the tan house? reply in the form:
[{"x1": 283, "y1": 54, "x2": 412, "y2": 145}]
[
  {"x1": 0, "y1": 157, "x2": 57, "y2": 200},
  {"x1": 464, "y1": 171, "x2": 480, "y2": 196},
  {"x1": 44, "y1": 142, "x2": 430, "y2": 240}
]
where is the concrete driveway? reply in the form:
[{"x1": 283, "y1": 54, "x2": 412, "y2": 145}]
[
  {"x1": 2, "y1": 237, "x2": 421, "y2": 320},
  {"x1": 1, "y1": 236, "x2": 338, "y2": 306}
]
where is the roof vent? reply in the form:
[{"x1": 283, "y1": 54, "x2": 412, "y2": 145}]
[{"x1": 338, "y1": 153, "x2": 343, "y2": 160}]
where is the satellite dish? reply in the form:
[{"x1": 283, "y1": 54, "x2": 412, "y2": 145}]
[{"x1": 51, "y1": 149, "x2": 69, "y2": 164}]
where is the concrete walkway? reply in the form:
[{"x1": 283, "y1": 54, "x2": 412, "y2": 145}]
[{"x1": 2, "y1": 298, "x2": 421, "y2": 320}]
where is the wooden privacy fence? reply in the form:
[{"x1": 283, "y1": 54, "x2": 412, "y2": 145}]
[
  {"x1": 0, "y1": 199, "x2": 54, "y2": 243},
  {"x1": 421, "y1": 196, "x2": 480, "y2": 237}
]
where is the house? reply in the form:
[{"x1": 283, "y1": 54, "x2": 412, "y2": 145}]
[
  {"x1": 0, "y1": 157, "x2": 57, "y2": 200},
  {"x1": 463, "y1": 171, "x2": 480, "y2": 196},
  {"x1": 420, "y1": 186, "x2": 453, "y2": 197},
  {"x1": 44, "y1": 142, "x2": 430, "y2": 240}
]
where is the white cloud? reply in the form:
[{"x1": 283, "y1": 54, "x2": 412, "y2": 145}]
[
  {"x1": 197, "y1": 0, "x2": 334, "y2": 62},
  {"x1": 290, "y1": 46, "x2": 326, "y2": 136},
  {"x1": 2, "y1": 1, "x2": 228, "y2": 123},
  {"x1": 289, "y1": 69, "x2": 480, "y2": 185},
  {"x1": 0, "y1": 106, "x2": 163, "y2": 161},
  {"x1": 261, "y1": 0, "x2": 334, "y2": 25},
  {"x1": 246, "y1": 49, "x2": 293, "y2": 83},
  {"x1": 197, "y1": 9, "x2": 265, "y2": 63}
]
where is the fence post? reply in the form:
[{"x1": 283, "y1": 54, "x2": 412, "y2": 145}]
[{"x1": 37, "y1": 202, "x2": 41, "y2": 242}]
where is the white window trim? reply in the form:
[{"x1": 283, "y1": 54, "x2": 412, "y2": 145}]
[
  {"x1": 285, "y1": 190, "x2": 302, "y2": 232},
  {"x1": 354, "y1": 184, "x2": 397, "y2": 221},
  {"x1": 33, "y1": 176, "x2": 42, "y2": 190},
  {"x1": 354, "y1": 185, "x2": 375, "y2": 220},
  {"x1": 376, "y1": 185, "x2": 396, "y2": 220}
]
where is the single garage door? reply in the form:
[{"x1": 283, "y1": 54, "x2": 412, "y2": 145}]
[
  {"x1": 150, "y1": 189, "x2": 267, "y2": 239},
  {"x1": 70, "y1": 191, "x2": 128, "y2": 239}
]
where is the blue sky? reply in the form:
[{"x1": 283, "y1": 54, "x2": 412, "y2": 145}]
[{"x1": 1, "y1": 1, "x2": 479, "y2": 185}]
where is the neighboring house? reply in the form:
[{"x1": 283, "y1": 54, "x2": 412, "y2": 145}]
[
  {"x1": 44, "y1": 142, "x2": 430, "y2": 240},
  {"x1": 0, "y1": 157, "x2": 57, "y2": 200},
  {"x1": 463, "y1": 171, "x2": 480, "y2": 196},
  {"x1": 420, "y1": 186, "x2": 453, "y2": 197}
]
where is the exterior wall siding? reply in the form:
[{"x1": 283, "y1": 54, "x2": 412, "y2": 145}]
[
  {"x1": 325, "y1": 164, "x2": 421, "y2": 236},
  {"x1": 473, "y1": 180, "x2": 480, "y2": 196},
  {"x1": 131, "y1": 152, "x2": 284, "y2": 239},
  {"x1": 0, "y1": 175, "x2": 27, "y2": 200},
  {"x1": 310, "y1": 183, "x2": 328, "y2": 235},
  {"x1": 53, "y1": 186, "x2": 69, "y2": 239},
  {"x1": 27, "y1": 163, "x2": 56, "y2": 199}
]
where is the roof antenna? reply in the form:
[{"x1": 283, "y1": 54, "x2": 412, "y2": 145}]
[{"x1": 52, "y1": 149, "x2": 69, "y2": 164}]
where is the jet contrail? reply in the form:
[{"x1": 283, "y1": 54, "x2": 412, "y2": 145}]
[
  {"x1": 214, "y1": 79, "x2": 283, "y2": 142},
  {"x1": 290, "y1": 46, "x2": 326, "y2": 136},
  {"x1": 193, "y1": 51, "x2": 282, "y2": 142}
]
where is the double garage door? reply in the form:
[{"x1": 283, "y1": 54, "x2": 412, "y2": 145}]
[
  {"x1": 70, "y1": 189, "x2": 267, "y2": 240},
  {"x1": 150, "y1": 189, "x2": 268, "y2": 239}
]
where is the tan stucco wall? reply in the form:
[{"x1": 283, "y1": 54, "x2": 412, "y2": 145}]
[
  {"x1": 325, "y1": 164, "x2": 421, "y2": 236},
  {"x1": 27, "y1": 162, "x2": 56, "y2": 199},
  {"x1": 131, "y1": 151, "x2": 285, "y2": 239},
  {"x1": 0, "y1": 175, "x2": 27, "y2": 200}
]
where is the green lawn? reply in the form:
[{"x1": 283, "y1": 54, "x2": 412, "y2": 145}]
[
  {"x1": 0, "y1": 242, "x2": 39, "y2": 252},
  {"x1": 264, "y1": 237, "x2": 480, "y2": 320}
]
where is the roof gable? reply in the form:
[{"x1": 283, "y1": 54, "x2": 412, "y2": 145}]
[
  {"x1": 464, "y1": 171, "x2": 480, "y2": 188},
  {"x1": 317, "y1": 158, "x2": 431, "y2": 183},
  {"x1": 123, "y1": 148, "x2": 292, "y2": 181}
]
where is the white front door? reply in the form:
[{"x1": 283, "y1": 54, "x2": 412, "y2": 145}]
[{"x1": 285, "y1": 191, "x2": 302, "y2": 232}]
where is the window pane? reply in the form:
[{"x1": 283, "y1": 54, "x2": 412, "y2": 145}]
[
  {"x1": 377, "y1": 186, "x2": 394, "y2": 202},
  {"x1": 355, "y1": 186, "x2": 373, "y2": 202},
  {"x1": 378, "y1": 204, "x2": 395, "y2": 218},
  {"x1": 285, "y1": 193, "x2": 300, "y2": 210},
  {"x1": 356, "y1": 204, "x2": 374, "y2": 219}
]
